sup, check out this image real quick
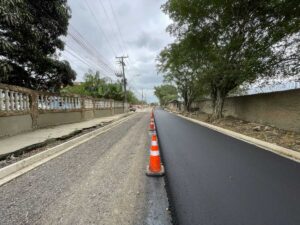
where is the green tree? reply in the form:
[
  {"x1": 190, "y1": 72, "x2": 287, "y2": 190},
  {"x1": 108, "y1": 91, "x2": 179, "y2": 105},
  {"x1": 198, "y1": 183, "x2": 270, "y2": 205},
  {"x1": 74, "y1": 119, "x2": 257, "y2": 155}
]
[
  {"x1": 102, "y1": 82, "x2": 123, "y2": 101},
  {"x1": 162, "y1": 0, "x2": 300, "y2": 119},
  {"x1": 0, "y1": 0, "x2": 76, "y2": 91},
  {"x1": 127, "y1": 90, "x2": 140, "y2": 104},
  {"x1": 157, "y1": 40, "x2": 206, "y2": 111},
  {"x1": 62, "y1": 70, "x2": 140, "y2": 104},
  {"x1": 154, "y1": 84, "x2": 178, "y2": 106},
  {"x1": 62, "y1": 70, "x2": 108, "y2": 97},
  {"x1": 83, "y1": 70, "x2": 106, "y2": 97}
]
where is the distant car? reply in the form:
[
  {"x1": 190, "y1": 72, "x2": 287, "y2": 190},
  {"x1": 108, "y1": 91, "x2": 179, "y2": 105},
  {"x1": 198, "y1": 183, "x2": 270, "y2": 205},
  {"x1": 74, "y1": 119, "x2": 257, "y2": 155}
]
[{"x1": 129, "y1": 106, "x2": 136, "y2": 112}]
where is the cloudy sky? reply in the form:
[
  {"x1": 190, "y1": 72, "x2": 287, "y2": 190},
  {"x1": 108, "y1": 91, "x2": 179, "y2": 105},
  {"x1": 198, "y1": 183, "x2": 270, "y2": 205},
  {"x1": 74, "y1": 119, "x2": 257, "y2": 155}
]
[{"x1": 61, "y1": 0, "x2": 173, "y2": 102}]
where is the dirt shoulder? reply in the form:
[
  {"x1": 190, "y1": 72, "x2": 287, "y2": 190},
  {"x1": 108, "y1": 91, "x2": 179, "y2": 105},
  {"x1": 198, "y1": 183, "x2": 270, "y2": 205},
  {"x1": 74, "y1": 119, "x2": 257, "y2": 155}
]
[{"x1": 179, "y1": 111, "x2": 300, "y2": 152}]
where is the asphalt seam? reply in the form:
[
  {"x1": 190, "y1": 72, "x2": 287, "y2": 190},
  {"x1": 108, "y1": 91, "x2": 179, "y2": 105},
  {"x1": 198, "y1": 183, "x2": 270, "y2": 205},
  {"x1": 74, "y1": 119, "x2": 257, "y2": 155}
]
[{"x1": 154, "y1": 117, "x2": 178, "y2": 225}]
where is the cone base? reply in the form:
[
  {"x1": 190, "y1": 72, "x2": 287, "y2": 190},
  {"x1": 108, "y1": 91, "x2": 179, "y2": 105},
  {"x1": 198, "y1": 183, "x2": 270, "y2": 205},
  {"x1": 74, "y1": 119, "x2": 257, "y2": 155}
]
[{"x1": 146, "y1": 165, "x2": 165, "y2": 177}]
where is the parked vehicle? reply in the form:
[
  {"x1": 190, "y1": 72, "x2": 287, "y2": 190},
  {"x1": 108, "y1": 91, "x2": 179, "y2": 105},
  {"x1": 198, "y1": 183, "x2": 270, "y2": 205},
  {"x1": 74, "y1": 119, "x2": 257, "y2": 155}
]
[{"x1": 129, "y1": 106, "x2": 136, "y2": 112}]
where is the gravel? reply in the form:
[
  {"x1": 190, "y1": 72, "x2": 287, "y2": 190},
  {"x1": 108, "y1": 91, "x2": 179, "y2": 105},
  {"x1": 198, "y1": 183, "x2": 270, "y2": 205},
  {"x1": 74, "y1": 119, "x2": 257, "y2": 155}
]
[{"x1": 0, "y1": 112, "x2": 171, "y2": 225}]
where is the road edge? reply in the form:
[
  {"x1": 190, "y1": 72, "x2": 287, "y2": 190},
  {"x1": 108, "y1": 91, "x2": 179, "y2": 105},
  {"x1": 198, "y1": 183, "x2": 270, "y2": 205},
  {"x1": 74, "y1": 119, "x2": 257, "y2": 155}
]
[
  {"x1": 0, "y1": 112, "x2": 134, "y2": 160},
  {"x1": 168, "y1": 111, "x2": 300, "y2": 163},
  {"x1": 0, "y1": 113, "x2": 137, "y2": 186}
]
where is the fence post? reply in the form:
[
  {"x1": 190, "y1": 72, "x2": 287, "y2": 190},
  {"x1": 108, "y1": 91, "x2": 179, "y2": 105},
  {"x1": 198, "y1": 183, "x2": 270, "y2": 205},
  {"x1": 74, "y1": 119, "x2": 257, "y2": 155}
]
[
  {"x1": 0, "y1": 89, "x2": 3, "y2": 111},
  {"x1": 92, "y1": 98, "x2": 95, "y2": 119},
  {"x1": 80, "y1": 97, "x2": 85, "y2": 120},
  {"x1": 10, "y1": 91, "x2": 15, "y2": 111},
  {"x1": 30, "y1": 91, "x2": 39, "y2": 129},
  {"x1": 5, "y1": 89, "x2": 9, "y2": 111}
]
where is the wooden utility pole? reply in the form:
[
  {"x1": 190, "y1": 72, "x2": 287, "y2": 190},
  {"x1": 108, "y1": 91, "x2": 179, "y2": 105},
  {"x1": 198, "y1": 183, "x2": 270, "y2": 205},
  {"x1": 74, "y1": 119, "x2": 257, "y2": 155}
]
[{"x1": 116, "y1": 56, "x2": 128, "y2": 104}]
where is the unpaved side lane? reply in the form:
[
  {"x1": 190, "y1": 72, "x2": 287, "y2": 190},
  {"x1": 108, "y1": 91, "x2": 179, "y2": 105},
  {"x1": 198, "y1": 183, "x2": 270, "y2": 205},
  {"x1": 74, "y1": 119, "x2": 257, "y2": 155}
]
[{"x1": 0, "y1": 112, "x2": 171, "y2": 225}]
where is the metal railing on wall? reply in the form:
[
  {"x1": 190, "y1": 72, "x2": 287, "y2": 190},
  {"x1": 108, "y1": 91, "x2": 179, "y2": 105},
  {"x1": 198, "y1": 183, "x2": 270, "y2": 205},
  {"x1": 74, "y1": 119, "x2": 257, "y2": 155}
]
[
  {"x1": 0, "y1": 83, "x2": 125, "y2": 116},
  {"x1": 0, "y1": 86, "x2": 31, "y2": 112},
  {"x1": 37, "y1": 94, "x2": 82, "y2": 110}
]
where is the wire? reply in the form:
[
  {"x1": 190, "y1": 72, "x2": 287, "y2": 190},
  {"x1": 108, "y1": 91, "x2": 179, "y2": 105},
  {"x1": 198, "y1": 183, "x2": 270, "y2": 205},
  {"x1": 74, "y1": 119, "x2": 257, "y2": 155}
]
[
  {"x1": 97, "y1": 0, "x2": 125, "y2": 55},
  {"x1": 64, "y1": 47, "x2": 116, "y2": 79},
  {"x1": 28, "y1": 0, "x2": 118, "y2": 76},
  {"x1": 69, "y1": 24, "x2": 115, "y2": 70},
  {"x1": 107, "y1": 0, "x2": 132, "y2": 64},
  {"x1": 84, "y1": 0, "x2": 118, "y2": 57},
  {"x1": 67, "y1": 30, "x2": 115, "y2": 75}
]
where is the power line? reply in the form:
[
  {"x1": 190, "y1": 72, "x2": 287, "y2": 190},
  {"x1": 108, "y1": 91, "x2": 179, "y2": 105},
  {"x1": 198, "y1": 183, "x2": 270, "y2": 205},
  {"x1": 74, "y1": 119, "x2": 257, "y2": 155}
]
[
  {"x1": 84, "y1": 0, "x2": 118, "y2": 57},
  {"x1": 28, "y1": 0, "x2": 117, "y2": 77},
  {"x1": 27, "y1": 0, "x2": 120, "y2": 82},
  {"x1": 65, "y1": 48, "x2": 117, "y2": 82},
  {"x1": 65, "y1": 49, "x2": 93, "y2": 68},
  {"x1": 69, "y1": 24, "x2": 116, "y2": 70},
  {"x1": 96, "y1": 0, "x2": 125, "y2": 55},
  {"x1": 67, "y1": 30, "x2": 115, "y2": 75},
  {"x1": 66, "y1": 41, "x2": 115, "y2": 77},
  {"x1": 65, "y1": 43, "x2": 116, "y2": 78},
  {"x1": 107, "y1": 0, "x2": 132, "y2": 64},
  {"x1": 65, "y1": 47, "x2": 116, "y2": 80}
]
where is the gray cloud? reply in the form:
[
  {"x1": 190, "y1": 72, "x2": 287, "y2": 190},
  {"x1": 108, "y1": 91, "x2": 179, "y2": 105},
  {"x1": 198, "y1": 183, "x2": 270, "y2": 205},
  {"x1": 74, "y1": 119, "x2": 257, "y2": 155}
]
[{"x1": 61, "y1": 0, "x2": 173, "y2": 102}]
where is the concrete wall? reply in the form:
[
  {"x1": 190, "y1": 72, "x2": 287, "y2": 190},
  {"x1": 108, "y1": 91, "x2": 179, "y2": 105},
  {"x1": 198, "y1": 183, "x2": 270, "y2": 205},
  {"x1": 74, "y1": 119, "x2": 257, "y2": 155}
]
[
  {"x1": 197, "y1": 89, "x2": 300, "y2": 132},
  {"x1": 95, "y1": 109, "x2": 112, "y2": 118},
  {"x1": 82, "y1": 110, "x2": 95, "y2": 121},
  {"x1": 0, "y1": 114, "x2": 33, "y2": 137},
  {"x1": 0, "y1": 83, "x2": 128, "y2": 137},
  {"x1": 37, "y1": 111, "x2": 82, "y2": 128},
  {"x1": 114, "y1": 108, "x2": 124, "y2": 115},
  {"x1": 0, "y1": 107, "x2": 126, "y2": 137},
  {"x1": 0, "y1": 107, "x2": 125, "y2": 137}
]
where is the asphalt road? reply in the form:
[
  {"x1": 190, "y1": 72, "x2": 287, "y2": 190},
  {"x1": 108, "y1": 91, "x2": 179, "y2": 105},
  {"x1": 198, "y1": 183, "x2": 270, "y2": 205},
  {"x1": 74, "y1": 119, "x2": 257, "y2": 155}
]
[
  {"x1": 155, "y1": 110, "x2": 300, "y2": 225},
  {"x1": 0, "y1": 112, "x2": 171, "y2": 225}
]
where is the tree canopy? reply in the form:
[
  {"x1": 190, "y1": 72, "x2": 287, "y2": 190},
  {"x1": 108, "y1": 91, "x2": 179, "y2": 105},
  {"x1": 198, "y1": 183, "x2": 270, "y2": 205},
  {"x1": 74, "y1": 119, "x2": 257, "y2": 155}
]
[
  {"x1": 154, "y1": 84, "x2": 178, "y2": 106},
  {"x1": 62, "y1": 70, "x2": 141, "y2": 104},
  {"x1": 160, "y1": 0, "x2": 300, "y2": 118},
  {"x1": 0, "y1": 0, "x2": 76, "y2": 91},
  {"x1": 157, "y1": 39, "x2": 206, "y2": 111}
]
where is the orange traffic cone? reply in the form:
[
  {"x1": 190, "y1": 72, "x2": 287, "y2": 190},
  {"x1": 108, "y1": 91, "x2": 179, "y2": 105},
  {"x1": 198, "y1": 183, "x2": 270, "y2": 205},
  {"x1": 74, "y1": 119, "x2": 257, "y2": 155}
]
[
  {"x1": 149, "y1": 118, "x2": 155, "y2": 131},
  {"x1": 146, "y1": 134, "x2": 165, "y2": 176}
]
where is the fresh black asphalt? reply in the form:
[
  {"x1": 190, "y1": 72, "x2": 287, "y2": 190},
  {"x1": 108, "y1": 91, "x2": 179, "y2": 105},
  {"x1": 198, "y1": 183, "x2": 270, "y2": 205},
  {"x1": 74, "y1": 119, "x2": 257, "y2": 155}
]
[{"x1": 155, "y1": 110, "x2": 300, "y2": 225}]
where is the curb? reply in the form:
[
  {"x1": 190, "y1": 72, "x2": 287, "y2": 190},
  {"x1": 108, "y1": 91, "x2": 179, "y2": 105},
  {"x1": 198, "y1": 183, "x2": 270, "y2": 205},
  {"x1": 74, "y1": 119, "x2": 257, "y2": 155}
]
[
  {"x1": 170, "y1": 112, "x2": 300, "y2": 163},
  {"x1": 0, "y1": 112, "x2": 132, "y2": 160},
  {"x1": 0, "y1": 113, "x2": 136, "y2": 186}
]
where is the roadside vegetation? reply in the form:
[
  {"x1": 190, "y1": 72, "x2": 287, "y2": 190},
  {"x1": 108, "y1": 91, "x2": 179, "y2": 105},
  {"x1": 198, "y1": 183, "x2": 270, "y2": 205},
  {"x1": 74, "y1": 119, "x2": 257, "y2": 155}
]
[
  {"x1": 157, "y1": 0, "x2": 300, "y2": 119},
  {"x1": 0, "y1": 0, "x2": 76, "y2": 91},
  {"x1": 154, "y1": 84, "x2": 178, "y2": 106},
  {"x1": 0, "y1": 0, "x2": 140, "y2": 103},
  {"x1": 62, "y1": 70, "x2": 142, "y2": 104}
]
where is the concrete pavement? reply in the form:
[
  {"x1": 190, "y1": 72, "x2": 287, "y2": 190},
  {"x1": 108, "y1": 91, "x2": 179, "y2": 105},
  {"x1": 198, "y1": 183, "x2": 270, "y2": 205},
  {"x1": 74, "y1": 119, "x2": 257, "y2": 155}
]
[
  {"x1": 0, "y1": 112, "x2": 171, "y2": 225},
  {"x1": 155, "y1": 110, "x2": 300, "y2": 225},
  {"x1": 0, "y1": 112, "x2": 132, "y2": 159}
]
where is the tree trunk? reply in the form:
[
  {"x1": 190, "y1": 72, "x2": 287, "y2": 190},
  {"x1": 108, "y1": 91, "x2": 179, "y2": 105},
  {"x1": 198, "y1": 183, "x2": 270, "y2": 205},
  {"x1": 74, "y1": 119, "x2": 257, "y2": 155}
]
[
  {"x1": 186, "y1": 101, "x2": 191, "y2": 112},
  {"x1": 211, "y1": 89, "x2": 225, "y2": 120},
  {"x1": 183, "y1": 93, "x2": 189, "y2": 112}
]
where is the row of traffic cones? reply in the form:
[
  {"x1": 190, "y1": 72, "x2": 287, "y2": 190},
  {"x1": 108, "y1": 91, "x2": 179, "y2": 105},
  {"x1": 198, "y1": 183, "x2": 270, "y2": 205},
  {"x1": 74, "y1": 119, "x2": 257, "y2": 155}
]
[{"x1": 146, "y1": 109, "x2": 165, "y2": 177}]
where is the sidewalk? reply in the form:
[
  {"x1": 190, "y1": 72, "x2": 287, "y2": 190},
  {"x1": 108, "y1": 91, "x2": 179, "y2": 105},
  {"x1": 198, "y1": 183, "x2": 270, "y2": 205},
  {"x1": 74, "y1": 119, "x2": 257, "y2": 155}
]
[{"x1": 0, "y1": 113, "x2": 132, "y2": 159}]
